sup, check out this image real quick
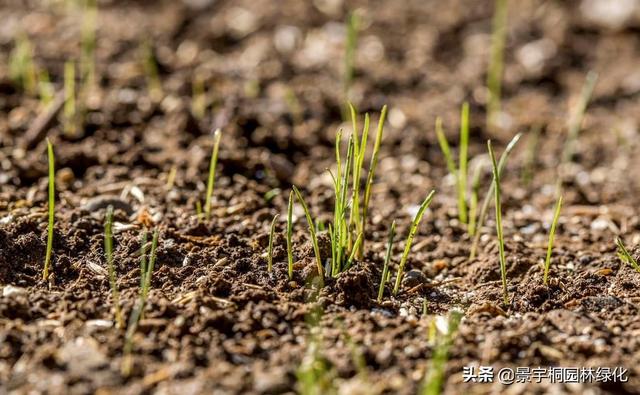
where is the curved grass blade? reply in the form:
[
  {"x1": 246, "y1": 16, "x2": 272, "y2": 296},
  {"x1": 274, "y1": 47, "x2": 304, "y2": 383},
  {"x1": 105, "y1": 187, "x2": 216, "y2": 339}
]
[
  {"x1": 393, "y1": 190, "x2": 436, "y2": 295},
  {"x1": 293, "y1": 186, "x2": 325, "y2": 286},
  {"x1": 616, "y1": 237, "x2": 640, "y2": 273},
  {"x1": 469, "y1": 132, "x2": 522, "y2": 259}
]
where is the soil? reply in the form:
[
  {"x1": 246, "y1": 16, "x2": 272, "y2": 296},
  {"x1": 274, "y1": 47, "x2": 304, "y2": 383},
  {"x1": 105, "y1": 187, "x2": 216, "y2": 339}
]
[{"x1": 2, "y1": 0, "x2": 640, "y2": 394}]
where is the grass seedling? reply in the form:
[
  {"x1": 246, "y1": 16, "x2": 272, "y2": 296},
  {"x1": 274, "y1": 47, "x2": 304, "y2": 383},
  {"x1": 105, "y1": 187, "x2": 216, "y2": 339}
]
[
  {"x1": 122, "y1": 228, "x2": 159, "y2": 376},
  {"x1": 468, "y1": 162, "x2": 483, "y2": 236},
  {"x1": 543, "y1": 195, "x2": 563, "y2": 285},
  {"x1": 458, "y1": 103, "x2": 470, "y2": 224},
  {"x1": 486, "y1": 0, "x2": 508, "y2": 131},
  {"x1": 343, "y1": 11, "x2": 358, "y2": 117},
  {"x1": 80, "y1": 0, "x2": 97, "y2": 88},
  {"x1": 487, "y1": 140, "x2": 508, "y2": 305},
  {"x1": 141, "y1": 38, "x2": 163, "y2": 101},
  {"x1": 43, "y1": 139, "x2": 55, "y2": 281},
  {"x1": 9, "y1": 32, "x2": 38, "y2": 95},
  {"x1": 469, "y1": 132, "x2": 521, "y2": 260},
  {"x1": 616, "y1": 237, "x2": 640, "y2": 273},
  {"x1": 561, "y1": 71, "x2": 598, "y2": 165},
  {"x1": 287, "y1": 191, "x2": 294, "y2": 280},
  {"x1": 267, "y1": 214, "x2": 279, "y2": 273},
  {"x1": 192, "y1": 72, "x2": 206, "y2": 120},
  {"x1": 392, "y1": 190, "x2": 436, "y2": 296},
  {"x1": 63, "y1": 61, "x2": 78, "y2": 137},
  {"x1": 293, "y1": 186, "x2": 324, "y2": 286},
  {"x1": 38, "y1": 69, "x2": 55, "y2": 109},
  {"x1": 521, "y1": 125, "x2": 541, "y2": 187},
  {"x1": 205, "y1": 129, "x2": 222, "y2": 221},
  {"x1": 420, "y1": 310, "x2": 463, "y2": 395},
  {"x1": 434, "y1": 103, "x2": 470, "y2": 225},
  {"x1": 377, "y1": 221, "x2": 396, "y2": 302},
  {"x1": 360, "y1": 105, "x2": 387, "y2": 256},
  {"x1": 104, "y1": 205, "x2": 124, "y2": 329}
]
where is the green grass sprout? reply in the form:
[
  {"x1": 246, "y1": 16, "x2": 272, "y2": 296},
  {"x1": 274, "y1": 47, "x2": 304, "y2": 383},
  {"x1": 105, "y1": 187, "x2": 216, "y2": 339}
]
[
  {"x1": 122, "y1": 227, "x2": 159, "y2": 376},
  {"x1": 38, "y1": 69, "x2": 54, "y2": 109},
  {"x1": 435, "y1": 117, "x2": 456, "y2": 175},
  {"x1": 141, "y1": 38, "x2": 163, "y2": 101},
  {"x1": 268, "y1": 214, "x2": 279, "y2": 273},
  {"x1": 469, "y1": 132, "x2": 522, "y2": 260},
  {"x1": 377, "y1": 221, "x2": 396, "y2": 302},
  {"x1": 561, "y1": 71, "x2": 598, "y2": 164},
  {"x1": 293, "y1": 186, "x2": 324, "y2": 286},
  {"x1": 420, "y1": 310, "x2": 463, "y2": 395},
  {"x1": 287, "y1": 191, "x2": 294, "y2": 279},
  {"x1": 205, "y1": 128, "x2": 222, "y2": 221},
  {"x1": 361, "y1": 105, "x2": 388, "y2": 257},
  {"x1": 616, "y1": 237, "x2": 640, "y2": 273},
  {"x1": 487, "y1": 0, "x2": 508, "y2": 131},
  {"x1": 104, "y1": 205, "x2": 124, "y2": 329},
  {"x1": 521, "y1": 125, "x2": 541, "y2": 187},
  {"x1": 458, "y1": 102, "x2": 470, "y2": 224},
  {"x1": 192, "y1": 72, "x2": 206, "y2": 120},
  {"x1": 9, "y1": 32, "x2": 38, "y2": 95},
  {"x1": 487, "y1": 140, "x2": 508, "y2": 305},
  {"x1": 393, "y1": 190, "x2": 436, "y2": 295},
  {"x1": 80, "y1": 0, "x2": 97, "y2": 88},
  {"x1": 43, "y1": 139, "x2": 55, "y2": 280},
  {"x1": 434, "y1": 103, "x2": 470, "y2": 225},
  {"x1": 343, "y1": 11, "x2": 359, "y2": 115},
  {"x1": 543, "y1": 195, "x2": 563, "y2": 285},
  {"x1": 63, "y1": 61, "x2": 77, "y2": 137},
  {"x1": 468, "y1": 162, "x2": 483, "y2": 236},
  {"x1": 139, "y1": 230, "x2": 148, "y2": 289}
]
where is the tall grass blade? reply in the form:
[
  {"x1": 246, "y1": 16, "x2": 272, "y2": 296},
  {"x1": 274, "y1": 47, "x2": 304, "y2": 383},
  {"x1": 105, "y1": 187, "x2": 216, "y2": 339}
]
[
  {"x1": 458, "y1": 102, "x2": 469, "y2": 224},
  {"x1": 435, "y1": 117, "x2": 456, "y2": 175},
  {"x1": 287, "y1": 191, "x2": 294, "y2": 279},
  {"x1": 293, "y1": 186, "x2": 325, "y2": 286},
  {"x1": 469, "y1": 132, "x2": 521, "y2": 259},
  {"x1": 43, "y1": 139, "x2": 55, "y2": 280},
  {"x1": 543, "y1": 195, "x2": 563, "y2": 285},
  {"x1": 205, "y1": 128, "x2": 222, "y2": 220},
  {"x1": 393, "y1": 190, "x2": 436, "y2": 295},
  {"x1": 561, "y1": 71, "x2": 598, "y2": 164},
  {"x1": 104, "y1": 205, "x2": 123, "y2": 329},
  {"x1": 487, "y1": 0, "x2": 508, "y2": 131},
  {"x1": 487, "y1": 141, "x2": 508, "y2": 305},
  {"x1": 361, "y1": 105, "x2": 387, "y2": 257}
]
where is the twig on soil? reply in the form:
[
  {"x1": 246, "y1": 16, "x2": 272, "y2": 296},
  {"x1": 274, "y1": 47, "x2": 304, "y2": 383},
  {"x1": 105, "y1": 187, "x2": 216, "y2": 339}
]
[
  {"x1": 393, "y1": 190, "x2": 436, "y2": 296},
  {"x1": 104, "y1": 205, "x2": 124, "y2": 329},
  {"x1": 543, "y1": 195, "x2": 563, "y2": 285},
  {"x1": 205, "y1": 128, "x2": 222, "y2": 221},
  {"x1": 487, "y1": 140, "x2": 509, "y2": 305},
  {"x1": 21, "y1": 91, "x2": 65, "y2": 150},
  {"x1": 43, "y1": 139, "x2": 55, "y2": 281}
]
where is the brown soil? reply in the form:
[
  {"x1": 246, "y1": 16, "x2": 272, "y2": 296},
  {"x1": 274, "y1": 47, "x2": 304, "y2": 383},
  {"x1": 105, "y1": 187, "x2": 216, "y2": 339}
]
[{"x1": 2, "y1": 0, "x2": 640, "y2": 394}]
